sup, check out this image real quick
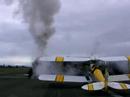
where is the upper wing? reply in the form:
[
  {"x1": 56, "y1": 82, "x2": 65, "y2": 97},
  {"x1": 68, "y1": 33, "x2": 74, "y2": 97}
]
[
  {"x1": 0, "y1": 57, "x2": 33, "y2": 65},
  {"x1": 98, "y1": 56, "x2": 130, "y2": 62},
  {"x1": 39, "y1": 74, "x2": 92, "y2": 83},
  {"x1": 39, "y1": 56, "x2": 130, "y2": 62},
  {"x1": 39, "y1": 56, "x2": 90, "y2": 62},
  {"x1": 108, "y1": 74, "x2": 130, "y2": 82}
]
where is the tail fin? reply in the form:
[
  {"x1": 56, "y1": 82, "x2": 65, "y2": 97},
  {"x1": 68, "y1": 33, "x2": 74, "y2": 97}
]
[
  {"x1": 82, "y1": 82, "x2": 104, "y2": 91},
  {"x1": 108, "y1": 82, "x2": 130, "y2": 90}
]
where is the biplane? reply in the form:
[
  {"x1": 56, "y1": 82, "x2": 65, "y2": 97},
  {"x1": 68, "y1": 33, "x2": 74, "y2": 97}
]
[
  {"x1": 37, "y1": 56, "x2": 130, "y2": 91},
  {"x1": 1, "y1": 56, "x2": 130, "y2": 91}
]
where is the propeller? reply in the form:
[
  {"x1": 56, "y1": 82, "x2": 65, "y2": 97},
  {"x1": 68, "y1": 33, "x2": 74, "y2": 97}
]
[{"x1": 82, "y1": 61, "x2": 130, "y2": 91}]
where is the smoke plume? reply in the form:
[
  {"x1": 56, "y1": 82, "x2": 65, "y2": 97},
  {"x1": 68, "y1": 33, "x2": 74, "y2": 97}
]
[
  {"x1": 2, "y1": 0, "x2": 60, "y2": 57},
  {"x1": 18, "y1": 0, "x2": 60, "y2": 57},
  {"x1": 1, "y1": 0, "x2": 61, "y2": 76},
  {"x1": 18, "y1": 0, "x2": 61, "y2": 76}
]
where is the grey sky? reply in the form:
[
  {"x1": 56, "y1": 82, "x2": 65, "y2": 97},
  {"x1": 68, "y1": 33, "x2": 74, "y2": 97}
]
[{"x1": 0, "y1": 0, "x2": 130, "y2": 58}]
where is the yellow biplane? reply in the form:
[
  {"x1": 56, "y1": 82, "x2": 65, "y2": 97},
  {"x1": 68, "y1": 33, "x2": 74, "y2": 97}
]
[
  {"x1": 1, "y1": 56, "x2": 130, "y2": 91},
  {"x1": 37, "y1": 56, "x2": 130, "y2": 91}
]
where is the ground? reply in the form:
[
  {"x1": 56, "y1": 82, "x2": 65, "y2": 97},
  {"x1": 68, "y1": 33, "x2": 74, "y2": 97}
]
[{"x1": 0, "y1": 67, "x2": 129, "y2": 97}]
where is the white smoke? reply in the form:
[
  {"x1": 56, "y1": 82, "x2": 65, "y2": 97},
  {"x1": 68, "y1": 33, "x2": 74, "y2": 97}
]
[
  {"x1": 1, "y1": 0, "x2": 61, "y2": 76},
  {"x1": 18, "y1": 0, "x2": 61, "y2": 57},
  {"x1": 33, "y1": 60, "x2": 83, "y2": 77},
  {"x1": 18, "y1": 0, "x2": 61, "y2": 76},
  {"x1": 1, "y1": 0, "x2": 60, "y2": 57}
]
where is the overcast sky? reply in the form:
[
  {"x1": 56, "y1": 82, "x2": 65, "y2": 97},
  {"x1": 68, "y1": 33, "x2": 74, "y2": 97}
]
[{"x1": 0, "y1": 0, "x2": 130, "y2": 58}]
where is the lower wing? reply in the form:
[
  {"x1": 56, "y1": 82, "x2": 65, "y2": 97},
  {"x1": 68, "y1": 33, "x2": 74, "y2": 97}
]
[
  {"x1": 108, "y1": 74, "x2": 130, "y2": 82},
  {"x1": 38, "y1": 74, "x2": 92, "y2": 83}
]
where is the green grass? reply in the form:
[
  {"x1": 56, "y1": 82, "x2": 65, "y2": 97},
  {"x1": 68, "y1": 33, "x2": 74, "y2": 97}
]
[
  {"x1": 0, "y1": 78, "x2": 111, "y2": 97},
  {"x1": 0, "y1": 67, "x2": 30, "y2": 75},
  {"x1": 0, "y1": 67, "x2": 129, "y2": 97}
]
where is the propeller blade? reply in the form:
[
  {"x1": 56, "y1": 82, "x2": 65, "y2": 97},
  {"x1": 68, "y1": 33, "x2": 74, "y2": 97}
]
[
  {"x1": 81, "y1": 82, "x2": 104, "y2": 91},
  {"x1": 108, "y1": 82, "x2": 130, "y2": 90}
]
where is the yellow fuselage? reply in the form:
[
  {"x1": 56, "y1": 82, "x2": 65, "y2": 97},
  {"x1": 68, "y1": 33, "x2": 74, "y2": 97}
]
[
  {"x1": 92, "y1": 67, "x2": 108, "y2": 90},
  {"x1": 93, "y1": 68, "x2": 105, "y2": 82}
]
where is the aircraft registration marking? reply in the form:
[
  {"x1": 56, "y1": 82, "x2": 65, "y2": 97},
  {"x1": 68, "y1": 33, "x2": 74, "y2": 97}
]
[
  {"x1": 120, "y1": 83, "x2": 128, "y2": 89},
  {"x1": 55, "y1": 74, "x2": 64, "y2": 82},
  {"x1": 88, "y1": 84, "x2": 94, "y2": 90}
]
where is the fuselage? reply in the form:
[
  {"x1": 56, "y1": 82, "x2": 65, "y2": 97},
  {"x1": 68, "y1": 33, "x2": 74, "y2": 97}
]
[{"x1": 91, "y1": 65, "x2": 105, "y2": 82}]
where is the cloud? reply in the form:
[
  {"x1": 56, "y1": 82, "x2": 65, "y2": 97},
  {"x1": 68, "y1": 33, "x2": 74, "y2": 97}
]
[
  {"x1": 0, "y1": 21, "x2": 37, "y2": 57},
  {"x1": 0, "y1": 0, "x2": 130, "y2": 58},
  {"x1": 46, "y1": 0, "x2": 130, "y2": 57},
  {"x1": 0, "y1": 5, "x2": 37, "y2": 57}
]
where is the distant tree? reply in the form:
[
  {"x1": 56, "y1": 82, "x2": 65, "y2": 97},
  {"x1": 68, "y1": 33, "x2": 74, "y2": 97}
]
[{"x1": 28, "y1": 68, "x2": 33, "y2": 78}]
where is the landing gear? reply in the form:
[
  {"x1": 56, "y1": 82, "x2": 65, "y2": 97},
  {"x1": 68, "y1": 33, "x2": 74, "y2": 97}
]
[{"x1": 84, "y1": 72, "x2": 93, "y2": 83}]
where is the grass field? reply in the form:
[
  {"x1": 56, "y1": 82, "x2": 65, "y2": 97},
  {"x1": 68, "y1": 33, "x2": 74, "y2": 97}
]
[
  {"x1": 0, "y1": 67, "x2": 129, "y2": 97},
  {"x1": 0, "y1": 67, "x2": 30, "y2": 75},
  {"x1": 0, "y1": 78, "x2": 111, "y2": 97}
]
